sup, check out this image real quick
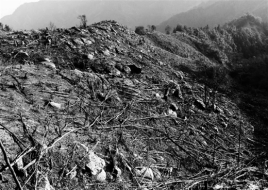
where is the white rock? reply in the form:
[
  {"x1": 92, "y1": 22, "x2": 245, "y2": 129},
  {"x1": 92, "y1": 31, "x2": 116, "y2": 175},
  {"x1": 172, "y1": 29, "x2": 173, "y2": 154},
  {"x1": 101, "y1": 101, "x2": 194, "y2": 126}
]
[
  {"x1": 103, "y1": 49, "x2": 110, "y2": 56},
  {"x1": 96, "y1": 169, "x2": 106, "y2": 182},
  {"x1": 87, "y1": 53, "x2": 94, "y2": 60},
  {"x1": 73, "y1": 69, "x2": 83, "y2": 77},
  {"x1": 69, "y1": 170, "x2": 77, "y2": 179},
  {"x1": 86, "y1": 151, "x2": 106, "y2": 176},
  {"x1": 16, "y1": 157, "x2": 24, "y2": 169},
  {"x1": 135, "y1": 167, "x2": 154, "y2": 180},
  {"x1": 43, "y1": 58, "x2": 52, "y2": 62},
  {"x1": 123, "y1": 79, "x2": 135, "y2": 87},
  {"x1": 114, "y1": 165, "x2": 122, "y2": 178},
  {"x1": 49, "y1": 102, "x2": 61, "y2": 109},
  {"x1": 248, "y1": 183, "x2": 260, "y2": 190},
  {"x1": 214, "y1": 184, "x2": 225, "y2": 190},
  {"x1": 168, "y1": 109, "x2": 177, "y2": 117},
  {"x1": 42, "y1": 61, "x2": 56, "y2": 70},
  {"x1": 82, "y1": 38, "x2": 92, "y2": 45},
  {"x1": 37, "y1": 176, "x2": 55, "y2": 190},
  {"x1": 154, "y1": 93, "x2": 162, "y2": 99}
]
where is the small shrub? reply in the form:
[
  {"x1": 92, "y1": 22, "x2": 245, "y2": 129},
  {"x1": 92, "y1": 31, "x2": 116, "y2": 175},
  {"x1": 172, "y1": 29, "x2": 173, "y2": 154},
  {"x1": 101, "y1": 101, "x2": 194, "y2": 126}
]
[{"x1": 135, "y1": 26, "x2": 146, "y2": 35}]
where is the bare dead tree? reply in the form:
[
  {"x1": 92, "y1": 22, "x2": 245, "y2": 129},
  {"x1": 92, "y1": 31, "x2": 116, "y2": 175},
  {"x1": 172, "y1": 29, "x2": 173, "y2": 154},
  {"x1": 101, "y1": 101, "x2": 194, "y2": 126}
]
[{"x1": 78, "y1": 15, "x2": 87, "y2": 28}]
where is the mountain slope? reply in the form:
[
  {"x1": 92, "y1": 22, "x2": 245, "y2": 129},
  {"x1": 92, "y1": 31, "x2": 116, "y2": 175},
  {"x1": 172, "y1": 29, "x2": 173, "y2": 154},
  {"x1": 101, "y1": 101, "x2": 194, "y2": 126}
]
[
  {"x1": 0, "y1": 0, "x2": 204, "y2": 30},
  {"x1": 158, "y1": 0, "x2": 268, "y2": 32},
  {"x1": 0, "y1": 18, "x2": 267, "y2": 189}
]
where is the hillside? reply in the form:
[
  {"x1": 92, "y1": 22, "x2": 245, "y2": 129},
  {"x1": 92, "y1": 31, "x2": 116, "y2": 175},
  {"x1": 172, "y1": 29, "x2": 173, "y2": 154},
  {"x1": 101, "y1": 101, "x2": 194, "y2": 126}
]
[
  {"x1": 0, "y1": 19, "x2": 268, "y2": 189},
  {"x1": 158, "y1": 0, "x2": 268, "y2": 32},
  {"x1": 0, "y1": 0, "x2": 203, "y2": 30}
]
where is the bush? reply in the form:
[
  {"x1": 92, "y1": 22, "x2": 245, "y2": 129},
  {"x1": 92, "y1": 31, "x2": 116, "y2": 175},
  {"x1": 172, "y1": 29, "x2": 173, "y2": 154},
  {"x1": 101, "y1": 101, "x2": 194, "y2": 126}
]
[{"x1": 135, "y1": 26, "x2": 146, "y2": 35}]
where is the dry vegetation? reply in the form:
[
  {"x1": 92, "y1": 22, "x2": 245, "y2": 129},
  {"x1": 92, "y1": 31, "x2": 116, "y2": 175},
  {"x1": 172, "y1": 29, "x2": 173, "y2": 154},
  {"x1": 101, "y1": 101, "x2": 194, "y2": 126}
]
[{"x1": 0, "y1": 20, "x2": 267, "y2": 190}]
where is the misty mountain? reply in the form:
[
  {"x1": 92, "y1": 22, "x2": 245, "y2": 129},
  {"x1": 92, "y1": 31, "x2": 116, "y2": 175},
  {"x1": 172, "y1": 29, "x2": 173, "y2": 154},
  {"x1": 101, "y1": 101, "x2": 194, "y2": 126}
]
[
  {"x1": 158, "y1": 0, "x2": 268, "y2": 32},
  {"x1": 0, "y1": 0, "x2": 206, "y2": 30}
]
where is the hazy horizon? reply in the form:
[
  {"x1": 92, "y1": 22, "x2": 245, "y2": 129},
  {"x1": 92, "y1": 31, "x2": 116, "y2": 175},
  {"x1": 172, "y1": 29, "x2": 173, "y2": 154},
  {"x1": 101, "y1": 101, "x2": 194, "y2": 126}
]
[
  {"x1": 1, "y1": 0, "x2": 266, "y2": 30},
  {"x1": 0, "y1": 0, "x2": 211, "y2": 20}
]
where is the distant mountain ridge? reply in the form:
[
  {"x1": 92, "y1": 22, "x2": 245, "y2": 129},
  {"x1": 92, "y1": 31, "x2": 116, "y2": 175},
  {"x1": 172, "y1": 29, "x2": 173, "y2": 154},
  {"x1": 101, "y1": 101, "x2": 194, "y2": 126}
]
[
  {"x1": 0, "y1": 0, "x2": 206, "y2": 30},
  {"x1": 158, "y1": 0, "x2": 268, "y2": 32}
]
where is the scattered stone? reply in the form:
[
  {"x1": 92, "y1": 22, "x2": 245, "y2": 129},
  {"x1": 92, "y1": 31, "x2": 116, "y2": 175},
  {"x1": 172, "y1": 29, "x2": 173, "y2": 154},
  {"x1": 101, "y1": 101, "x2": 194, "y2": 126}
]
[
  {"x1": 167, "y1": 109, "x2": 177, "y2": 117},
  {"x1": 85, "y1": 151, "x2": 106, "y2": 177},
  {"x1": 103, "y1": 49, "x2": 110, "y2": 56},
  {"x1": 194, "y1": 99, "x2": 206, "y2": 110},
  {"x1": 123, "y1": 78, "x2": 135, "y2": 87},
  {"x1": 87, "y1": 53, "x2": 94, "y2": 60},
  {"x1": 37, "y1": 175, "x2": 55, "y2": 190},
  {"x1": 96, "y1": 169, "x2": 106, "y2": 182},
  {"x1": 81, "y1": 38, "x2": 92, "y2": 45},
  {"x1": 49, "y1": 102, "x2": 61, "y2": 109},
  {"x1": 73, "y1": 38, "x2": 84, "y2": 46},
  {"x1": 154, "y1": 92, "x2": 162, "y2": 99},
  {"x1": 41, "y1": 61, "x2": 56, "y2": 70},
  {"x1": 134, "y1": 167, "x2": 154, "y2": 180},
  {"x1": 123, "y1": 65, "x2": 131, "y2": 74},
  {"x1": 68, "y1": 169, "x2": 77, "y2": 180},
  {"x1": 73, "y1": 69, "x2": 83, "y2": 77}
]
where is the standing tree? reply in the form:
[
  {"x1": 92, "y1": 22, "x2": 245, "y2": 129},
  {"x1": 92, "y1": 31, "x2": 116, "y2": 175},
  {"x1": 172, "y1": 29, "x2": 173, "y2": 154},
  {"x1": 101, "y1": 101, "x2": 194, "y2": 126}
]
[
  {"x1": 0, "y1": 23, "x2": 3, "y2": 30},
  {"x1": 49, "y1": 22, "x2": 57, "y2": 31},
  {"x1": 151, "y1": 25, "x2": 156, "y2": 31},
  {"x1": 173, "y1": 24, "x2": 183, "y2": 33},
  {"x1": 147, "y1": 25, "x2": 156, "y2": 32},
  {"x1": 78, "y1": 15, "x2": 87, "y2": 28},
  {"x1": 165, "y1": 25, "x2": 171, "y2": 34},
  {"x1": 4, "y1": 25, "x2": 11, "y2": 31}
]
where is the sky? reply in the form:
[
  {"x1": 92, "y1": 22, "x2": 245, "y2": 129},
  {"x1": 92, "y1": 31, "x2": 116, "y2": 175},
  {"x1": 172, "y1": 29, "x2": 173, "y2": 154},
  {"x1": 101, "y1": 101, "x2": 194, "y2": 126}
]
[
  {"x1": 0, "y1": 0, "x2": 38, "y2": 19},
  {"x1": 0, "y1": 0, "x2": 213, "y2": 20}
]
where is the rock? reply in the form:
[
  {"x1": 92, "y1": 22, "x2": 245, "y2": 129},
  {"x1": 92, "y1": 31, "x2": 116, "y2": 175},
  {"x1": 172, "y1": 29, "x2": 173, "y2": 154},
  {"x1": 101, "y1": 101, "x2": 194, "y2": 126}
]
[
  {"x1": 73, "y1": 69, "x2": 83, "y2": 77},
  {"x1": 96, "y1": 169, "x2": 106, "y2": 182},
  {"x1": 123, "y1": 66, "x2": 131, "y2": 74},
  {"x1": 159, "y1": 61, "x2": 165, "y2": 66},
  {"x1": 81, "y1": 38, "x2": 92, "y2": 45},
  {"x1": 37, "y1": 175, "x2": 55, "y2": 190},
  {"x1": 68, "y1": 169, "x2": 77, "y2": 180},
  {"x1": 103, "y1": 49, "x2": 110, "y2": 56},
  {"x1": 49, "y1": 102, "x2": 61, "y2": 109},
  {"x1": 42, "y1": 61, "x2": 56, "y2": 70},
  {"x1": 134, "y1": 167, "x2": 154, "y2": 180},
  {"x1": 168, "y1": 109, "x2": 177, "y2": 117},
  {"x1": 73, "y1": 38, "x2": 84, "y2": 46},
  {"x1": 154, "y1": 92, "x2": 162, "y2": 99},
  {"x1": 123, "y1": 79, "x2": 135, "y2": 87},
  {"x1": 87, "y1": 53, "x2": 94, "y2": 60},
  {"x1": 85, "y1": 151, "x2": 106, "y2": 176},
  {"x1": 43, "y1": 58, "x2": 52, "y2": 62},
  {"x1": 114, "y1": 165, "x2": 122, "y2": 181},
  {"x1": 194, "y1": 99, "x2": 206, "y2": 110},
  {"x1": 247, "y1": 183, "x2": 260, "y2": 190},
  {"x1": 214, "y1": 183, "x2": 227, "y2": 190}
]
